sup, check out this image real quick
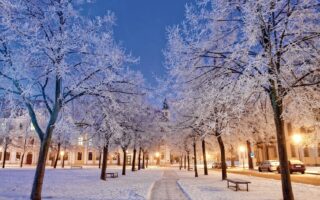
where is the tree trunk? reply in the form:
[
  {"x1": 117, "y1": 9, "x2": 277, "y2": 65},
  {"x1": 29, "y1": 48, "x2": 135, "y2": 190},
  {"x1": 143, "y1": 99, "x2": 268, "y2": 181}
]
[
  {"x1": 30, "y1": 132, "x2": 54, "y2": 200},
  {"x1": 20, "y1": 153, "x2": 25, "y2": 168},
  {"x1": 122, "y1": 149, "x2": 127, "y2": 175},
  {"x1": 184, "y1": 155, "x2": 186, "y2": 169},
  {"x1": 247, "y1": 140, "x2": 254, "y2": 170},
  {"x1": 269, "y1": 90, "x2": 294, "y2": 200},
  {"x1": 62, "y1": 155, "x2": 65, "y2": 168},
  {"x1": 100, "y1": 145, "x2": 109, "y2": 180},
  {"x1": 202, "y1": 139, "x2": 208, "y2": 175},
  {"x1": 142, "y1": 150, "x2": 145, "y2": 169},
  {"x1": 193, "y1": 140, "x2": 198, "y2": 177},
  {"x1": 2, "y1": 142, "x2": 8, "y2": 168},
  {"x1": 98, "y1": 151, "x2": 102, "y2": 169},
  {"x1": 53, "y1": 143, "x2": 61, "y2": 169},
  {"x1": 187, "y1": 151, "x2": 190, "y2": 170},
  {"x1": 217, "y1": 136, "x2": 227, "y2": 180},
  {"x1": 117, "y1": 152, "x2": 121, "y2": 166},
  {"x1": 138, "y1": 147, "x2": 141, "y2": 170},
  {"x1": 179, "y1": 155, "x2": 182, "y2": 170},
  {"x1": 132, "y1": 148, "x2": 136, "y2": 171},
  {"x1": 146, "y1": 154, "x2": 149, "y2": 168}
]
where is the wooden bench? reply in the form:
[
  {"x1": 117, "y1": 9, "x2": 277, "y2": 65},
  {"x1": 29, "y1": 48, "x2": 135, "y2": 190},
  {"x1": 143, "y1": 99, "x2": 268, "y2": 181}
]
[
  {"x1": 70, "y1": 165, "x2": 83, "y2": 169},
  {"x1": 226, "y1": 178, "x2": 251, "y2": 191},
  {"x1": 106, "y1": 172, "x2": 118, "y2": 178}
]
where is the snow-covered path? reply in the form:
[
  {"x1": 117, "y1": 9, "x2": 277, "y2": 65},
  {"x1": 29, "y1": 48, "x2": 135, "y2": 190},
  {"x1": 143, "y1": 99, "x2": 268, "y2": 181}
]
[{"x1": 149, "y1": 170, "x2": 188, "y2": 200}]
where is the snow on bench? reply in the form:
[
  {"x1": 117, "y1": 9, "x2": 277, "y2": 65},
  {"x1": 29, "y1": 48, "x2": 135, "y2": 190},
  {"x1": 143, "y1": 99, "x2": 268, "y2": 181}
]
[
  {"x1": 226, "y1": 178, "x2": 251, "y2": 192},
  {"x1": 106, "y1": 172, "x2": 118, "y2": 178}
]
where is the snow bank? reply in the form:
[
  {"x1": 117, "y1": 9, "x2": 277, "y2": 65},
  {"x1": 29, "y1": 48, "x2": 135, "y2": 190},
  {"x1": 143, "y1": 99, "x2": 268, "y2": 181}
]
[{"x1": 0, "y1": 168, "x2": 162, "y2": 200}]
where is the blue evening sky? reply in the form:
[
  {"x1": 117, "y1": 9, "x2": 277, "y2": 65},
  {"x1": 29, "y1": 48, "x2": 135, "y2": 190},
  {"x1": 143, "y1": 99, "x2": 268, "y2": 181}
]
[{"x1": 83, "y1": 0, "x2": 191, "y2": 86}]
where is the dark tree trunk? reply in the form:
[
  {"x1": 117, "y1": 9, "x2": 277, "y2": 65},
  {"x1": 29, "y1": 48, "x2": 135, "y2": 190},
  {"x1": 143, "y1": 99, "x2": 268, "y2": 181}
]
[
  {"x1": 53, "y1": 143, "x2": 61, "y2": 169},
  {"x1": 247, "y1": 140, "x2": 254, "y2": 170},
  {"x1": 184, "y1": 155, "x2": 186, "y2": 169},
  {"x1": 122, "y1": 149, "x2": 127, "y2": 175},
  {"x1": 20, "y1": 153, "x2": 25, "y2": 168},
  {"x1": 100, "y1": 145, "x2": 109, "y2": 180},
  {"x1": 146, "y1": 154, "x2": 149, "y2": 168},
  {"x1": 2, "y1": 142, "x2": 8, "y2": 168},
  {"x1": 98, "y1": 151, "x2": 102, "y2": 169},
  {"x1": 179, "y1": 155, "x2": 182, "y2": 170},
  {"x1": 202, "y1": 139, "x2": 208, "y2": 175},
  {"x1": 193, "y1": 140, "x2": 198, "y2": 177},
  {"x1": 217, "y1": 136, "x2": 227, "y2": 180},
  {"x1": 62, "y1": 154, "x2": 65, "y2": 168},
  {"x1": 138, "y1": 147, "x2": 141, "y2": 170},
  {"x1": 142, "y1": 150, "x2": 145, "y2": 169},
  {"x1": 187, "y1": 151, "x2": 190, "y2": 170},
  {"x1": 117, "y1": 152, "x2": 121, "y2": 166},
  {"x1": 132, "y1": 148, "x2": 137, "y2": 171},
  {"x1": 30, "y1": 129, "x2": 55, "y2": 200},
  {"x1": 269, "y1": 89, "x2": 294, "y2": 200}
]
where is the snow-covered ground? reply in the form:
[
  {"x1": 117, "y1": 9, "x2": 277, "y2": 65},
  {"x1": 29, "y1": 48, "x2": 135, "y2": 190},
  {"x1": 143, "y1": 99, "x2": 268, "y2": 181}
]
[
  {"x1": 176, "y1": 170, "x2": 320, "y2": 200},
  {"x1": 0, "y1": 167, "x2": 163, "y2": 200}
]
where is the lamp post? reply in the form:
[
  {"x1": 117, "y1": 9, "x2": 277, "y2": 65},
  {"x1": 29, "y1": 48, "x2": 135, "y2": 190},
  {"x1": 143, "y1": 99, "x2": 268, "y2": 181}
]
[
  {"x1": 60, "y1": 151, "x2": 65, "y2": 168},
  {"x1": 292, "y1": 134, "x2": 302, "y2": 161},
  {"x1": 239, "y1": 146, "x2": 246, "y2": 169}
]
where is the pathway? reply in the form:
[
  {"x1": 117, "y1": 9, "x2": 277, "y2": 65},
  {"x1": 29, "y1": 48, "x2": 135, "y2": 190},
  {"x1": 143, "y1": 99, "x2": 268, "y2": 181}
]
[{"x1": 149, "y1": 170, "x2": 188, "y2": 200}]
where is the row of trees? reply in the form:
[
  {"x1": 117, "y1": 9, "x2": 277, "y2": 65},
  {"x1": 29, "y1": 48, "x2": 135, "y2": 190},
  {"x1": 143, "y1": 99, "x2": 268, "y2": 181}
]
[
  {"x1": 0, "y1": 1, "x2": 162, "y2": 200},
  {"x1": 164, "y1": 1, "x2": 320, "y2": 200}
]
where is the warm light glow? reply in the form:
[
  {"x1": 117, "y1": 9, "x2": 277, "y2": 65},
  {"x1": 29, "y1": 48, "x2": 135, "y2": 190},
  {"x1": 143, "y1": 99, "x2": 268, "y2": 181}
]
[
  {"x1": 60, "y1": 151, "x2": 65, "y2": 156},
  {"x1": 239, "y1": 146, "x2": 246, "y2": 153},
  {"x1": 155, "y1": 152, "x2": 160, "y2": 158},
  {"x1": 292, "y1": 134, "x2": 302, "y2": 145},
  {"x1": 206, "y1": 153, "x2": 211, "y2": 159},
  {"x1": 0, "y1": 146, "x2": 2, "y2": 151}
]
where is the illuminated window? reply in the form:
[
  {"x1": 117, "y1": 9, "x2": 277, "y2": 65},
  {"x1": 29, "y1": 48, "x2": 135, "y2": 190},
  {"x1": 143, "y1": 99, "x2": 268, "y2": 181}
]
[{"x1": 78, "y1": 137, "x2": 83, "y2": 146}]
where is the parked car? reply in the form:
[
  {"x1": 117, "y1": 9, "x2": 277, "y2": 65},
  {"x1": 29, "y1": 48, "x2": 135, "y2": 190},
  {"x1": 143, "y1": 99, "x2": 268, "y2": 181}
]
[
  {"x1": 258, "y1": 160, "x2": 280, "y2": 172},
  {"x1": 277, "y1": 160, "x2": 306, "y2": 174}
]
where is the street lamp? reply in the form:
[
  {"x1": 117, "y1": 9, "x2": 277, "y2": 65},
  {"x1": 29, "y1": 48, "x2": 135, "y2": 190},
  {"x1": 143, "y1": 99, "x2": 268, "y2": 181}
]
[
  {"x1": 60, "y1": 151, "x2": 65, "y2": 168},
  {"x1": 239, "y1": 146, "x2": 246, "y2": 169},
  {"x1": 155, "y1": 152, "x2": 160, "y2": 166},
  {"x1": 292, "y1": 134, "x2": 302, "y2": 161}
]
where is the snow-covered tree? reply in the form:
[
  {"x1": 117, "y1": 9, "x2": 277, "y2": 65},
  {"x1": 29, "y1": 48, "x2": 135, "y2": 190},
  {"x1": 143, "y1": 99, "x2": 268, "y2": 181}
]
[
  {"x1": 0, "y1": 1, "x2": 137, "y2": 199},
  {"x1": 165, "y1": 1, "x2": 320, "y2": 199}
]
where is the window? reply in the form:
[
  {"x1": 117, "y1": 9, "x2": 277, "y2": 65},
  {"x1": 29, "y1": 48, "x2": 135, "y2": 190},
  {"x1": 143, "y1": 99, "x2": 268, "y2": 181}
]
[
  {"x1": 96, "y1": 154, "x2": 100, "y2": 161},
  {"x1": 88, "y1": 152, "x2": 93, "y2": 161},
  {"x1": 64, "y1": 153, "x2": 68, "y2": 160},
  {"x1": 16, "y1": 152, "x2": 21, "y2": 161},
  {"x1": 5, "y1": 152, "x2": 10, "y2": 160},
  {"x1": 290, "y1": 144, "x2": 296, "y2": 157},
  {"x1": 77, "y1": 152, "x2": 82, "y2": 160},
  {"x1": 78, "y1": 137, "x2": 83, "y2": 146},
  {"x1": 303, "y1": 146, "x2": 309, "y2": 157},
  {"x1": 318, "y1": 143, "x2": 320, "y2": 157},
  {"x1": 0, "y1": 152, "x2": 2, "y2": 161}
]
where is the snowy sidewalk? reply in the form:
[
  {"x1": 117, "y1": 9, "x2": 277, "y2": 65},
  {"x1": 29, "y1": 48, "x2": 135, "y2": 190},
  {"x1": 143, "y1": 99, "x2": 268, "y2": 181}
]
[
  {"x1": 149, "y1": 170, "x2": 188, "y2": 200},
  {"x1": 176, "y1": 170, "x2": 320, "y2": 200}
]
